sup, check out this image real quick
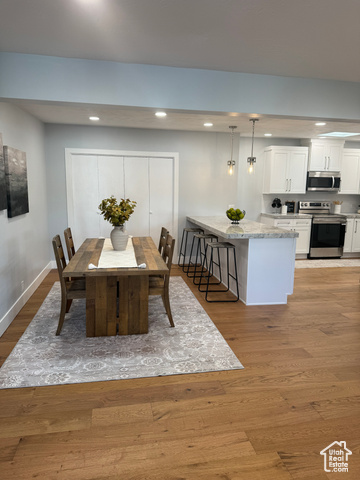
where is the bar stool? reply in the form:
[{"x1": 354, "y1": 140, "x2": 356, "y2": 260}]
[
  {"x1": 186, "y1": 233, "x2": 219, "y2": 283},
  {"x1": 178, "y1": 227, "x2": 204, "y2": 271},
  {"x1": 198, "y1": 242, "x2": 239, "y2": 302}
]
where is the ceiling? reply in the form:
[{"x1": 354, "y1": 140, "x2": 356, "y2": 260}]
[
  {"x1": 9, "y1": 100, "x2": 360, "y2": 140},
  {"x1": 1, "y1": 0, "x2": 360, "y2": 138}
]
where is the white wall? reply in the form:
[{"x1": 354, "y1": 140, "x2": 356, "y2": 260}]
[
  {"x1": 44, "y1": 124, "x2": 239, "y2": 246},
  {"x1": 0, "y1": 103, "x2": 51, "y2": 336}
]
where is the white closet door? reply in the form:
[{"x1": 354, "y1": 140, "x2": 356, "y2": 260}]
[
  {"x1": 149, "y1": 157, "x2": 174, "y2": 242},
  {"x1": 71, "y1": 155, "x2": 99, "y2": 246},
  {"x1": 123, "y1": 157, "x2": 150, "y2": 237},
  {"x1": 98, "y1": 156, "x2": 124, "y2": 238},
  {"x1": 66, "y1": 149, "x2": 178, "y2": 255}
]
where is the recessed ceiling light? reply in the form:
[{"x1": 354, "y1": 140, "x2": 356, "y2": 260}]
[
  {"x1": 319, "y1": 132, "x2": 360, "y2": 138},
  {"x1": 204, "y1": 122, "x2": 213, "y2": 127},
  {"x1": 315, "y1": 122, "x2": 326, "y2": 126},
  {"x1": 264, "y1": 133, "x2": 272, "y2": 137},
  {"x1": 155, "y1": 111, "x2": 167, "y2": 117},
  {"x1": 89, "y1": 116, "x2": 99, "y2": 121}
]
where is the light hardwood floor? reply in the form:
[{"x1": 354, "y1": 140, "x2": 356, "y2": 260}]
[{"x1": 0, "y1": 265, "x2": 359, "y2": 479}]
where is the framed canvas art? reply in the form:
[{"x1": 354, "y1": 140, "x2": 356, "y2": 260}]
[
  {"x1": 0, "y1": 134, "x2": 7, "y2": 211},
  {"x1": 4, "y1": 146, "x2": 29, "y2": 218}
]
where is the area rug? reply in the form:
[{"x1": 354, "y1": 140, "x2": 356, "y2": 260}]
[
  {"x1": 295, "y1": 258, "x2": 360, "y2": 268},
  {"x1": 0, "y1": 277, "x2": 243, "y2": 389}
]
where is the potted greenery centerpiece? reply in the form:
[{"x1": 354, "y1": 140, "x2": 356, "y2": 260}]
[{"x1": 98, "y1": 196, "x2": 137, "y2": 250}]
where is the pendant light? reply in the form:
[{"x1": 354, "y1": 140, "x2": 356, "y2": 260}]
[
  {"x1": 227, "y1": 126, "x2": 237, "y2": 175},
  {"x1": 247, "y1": 118, "x2": 259, "y2": 175}
]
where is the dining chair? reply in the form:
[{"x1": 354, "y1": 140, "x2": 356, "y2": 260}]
[
  {"x1": 158, "y1": 226, "x2": 169, "y2": 255},
  {"x1": 64, "y1": 227, "x2": 76, "y2": 260},
  {"x1": 149, "y1": 233, "x2": 176, "y2": 327},
  {"x1": 52, "y1": 235, "x2": 86, "y2": 335}
]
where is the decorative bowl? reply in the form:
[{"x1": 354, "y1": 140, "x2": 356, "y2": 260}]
[{"x1": 226, "y1": 208, "x2": 246, "y2": 224}]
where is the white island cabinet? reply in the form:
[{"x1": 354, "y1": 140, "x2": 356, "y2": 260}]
[{"x1": 186, "y1": 216, "x2": 298, "y2": 306}]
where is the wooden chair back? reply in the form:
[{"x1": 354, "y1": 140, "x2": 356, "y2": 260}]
[
  {"x1": 64, "y1": 227, "x2": 76, "y2": 260},
  {"x1": 149, "y1": 233, "x2": 176, "y2": 327},
  {"x1": 158, "y1": 227, "x2": 169, "y2": 255},
  {"x1": 52, "y1": 234, "x2": 86, "y2": 335},
  {"x1": 162, "y1": 233, "x2": 175, "y2": 279},
  {"x1": 52, "y1": 234, "x2": 68, "y2": 292},
  {"x1": 53, "y1": 235, "x2": 67, "y2": 276}
]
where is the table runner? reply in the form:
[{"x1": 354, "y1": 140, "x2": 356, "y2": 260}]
[{"x1": 97, "y1": 237, "x2": 138, "y2": 268}]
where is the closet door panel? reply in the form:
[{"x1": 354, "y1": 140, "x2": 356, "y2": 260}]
[
  {"x1": 71, "y1": 155, "x2": 100, "y2": 246},
  {"x1": 98, "y1": 156, "x2": 124, "y2": 238},
  {"x1": 149, "y1": 157, "x2": 174, "y2": 242},
  {"x1": 124, "y1": 157, "x2": 150, "y2": 238}
]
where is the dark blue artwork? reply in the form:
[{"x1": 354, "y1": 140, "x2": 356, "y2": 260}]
[
  {"x1": 4, "y1": 146, "x2": 29, "y2": 218},
  {"x1": 0, "y1": 134, "x2": 7, "y2": 211}
]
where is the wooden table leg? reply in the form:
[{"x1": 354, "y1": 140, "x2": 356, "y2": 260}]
[
  {"x1": 86, "y1": 276, "x2": 117, "y2": 336},
  {"x1": 118, "y1": 275, "x2": 149, "y2": 335},
  {"x1": 86, "y1": 275, "x2": 149, "y2": 336}
]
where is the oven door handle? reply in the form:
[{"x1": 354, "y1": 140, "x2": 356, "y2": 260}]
[{"x1": 312, "y1": 219, "x2": 346, "y2": 225}]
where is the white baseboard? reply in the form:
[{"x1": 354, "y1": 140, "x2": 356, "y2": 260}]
[{"x1": 0, "y1": 262, "x2": 53, "y2": 337}]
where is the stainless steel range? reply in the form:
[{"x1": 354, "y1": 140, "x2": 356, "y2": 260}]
[{"x1": 298, "y1": 201, "x2": 347, "y2": 258}]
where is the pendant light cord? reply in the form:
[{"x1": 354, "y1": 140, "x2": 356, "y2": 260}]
[{"x1": 250, "y1": 120, "x2": 255, "y2": 157}]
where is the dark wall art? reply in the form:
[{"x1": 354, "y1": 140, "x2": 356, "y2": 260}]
[
  {"x1": 0, "y1": 134, "x2": 7, "y2": 211},
  {"x1": 4, "y1": 146, "x2": 29, "y2": 218}
]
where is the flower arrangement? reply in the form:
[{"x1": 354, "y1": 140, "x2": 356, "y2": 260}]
[{"x1": 98, "y1": 196, "x2": 137, "y2": 227}]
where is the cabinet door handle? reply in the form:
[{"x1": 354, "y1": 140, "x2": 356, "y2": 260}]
[
  {"x1": 356, "y1": 221, "x2": 358, "y2": 234},
  {"x1": 324, "y1": 156, "x2": 327, "y2": 170},
  {"x1": 289, "y1": 179, "x2": 291, "y2": 191}
]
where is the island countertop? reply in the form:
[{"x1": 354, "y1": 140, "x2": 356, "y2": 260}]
[{"x1": 187, "y1": 216, "x2": 299, "y2": 239}]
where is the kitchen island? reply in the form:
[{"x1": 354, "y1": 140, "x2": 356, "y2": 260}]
[{"x1": 186, "y1": 216, "x2": 298, "y2": 305}]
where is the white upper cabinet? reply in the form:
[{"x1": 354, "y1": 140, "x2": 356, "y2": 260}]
[
  {"x1": 263, "y1": 146, "x2": 308, "y2": 194},
  {"x1": 302, "y1": 139, "x2": 344, "y2": 171},
  {"x1": 339, "y1": 149, "x2": 360, "y2": 195}
]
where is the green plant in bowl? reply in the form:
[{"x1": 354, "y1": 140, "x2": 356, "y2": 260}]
[{"x1": 226, "y1": 207, "x2": 246, "y2": 224}]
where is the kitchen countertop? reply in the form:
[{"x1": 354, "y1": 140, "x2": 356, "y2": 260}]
[
  {"x1": 261, "y1": 213, "x2": 312, "y2": 219},
  {"x1": 340, "y1": 213, "x2": 360, "y2": 218},
  {"x1": 187, "y1": 216, "x2": 299, "y2": 239},
  {"x1": 262, "y1": 212, "x2": 360, "y2": 219}
]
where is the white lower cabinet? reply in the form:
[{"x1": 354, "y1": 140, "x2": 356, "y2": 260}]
[
  {"x1": 344, "y1": 218, "x2": 360, "y2": 253},
  {"x1": 261, "y1": 216, "x2": 312, "y2": 255}
]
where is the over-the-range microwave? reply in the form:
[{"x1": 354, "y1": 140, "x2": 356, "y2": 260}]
[{"x1": 306, "y1": 171, "x2": 341, "y2": 192}]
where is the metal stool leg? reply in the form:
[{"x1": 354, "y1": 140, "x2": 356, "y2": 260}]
[
  {"x1": 178, "y1": 229, "x2": 187, "y2": 268},
  {"x1": 192, "y1": 234, "x2": 218, "y2": 284},
  {"x1": 199, "y1": 242, "x2": 239, "y2": 302},
  {"x1": 198, "y1": 241, "x2": 222, "y2": 291},
  {"x1": 186, "y1": 235, "x2": 201, "y2": 277},
  {"x1": 178, "y1": 227, "x2": 204, "y2": 271}
]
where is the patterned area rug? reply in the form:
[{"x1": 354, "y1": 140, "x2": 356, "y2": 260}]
[
  {"x1": 295, "y1": 258, "x2": 360, "y2": 268},
  {"x1": 0, "y1": 277, "x2": 243, "y2": 389}
]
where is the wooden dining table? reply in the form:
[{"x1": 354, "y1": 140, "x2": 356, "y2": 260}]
[{"x1": 62, "y1": 237, "x2": 169, "y2": 337}]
